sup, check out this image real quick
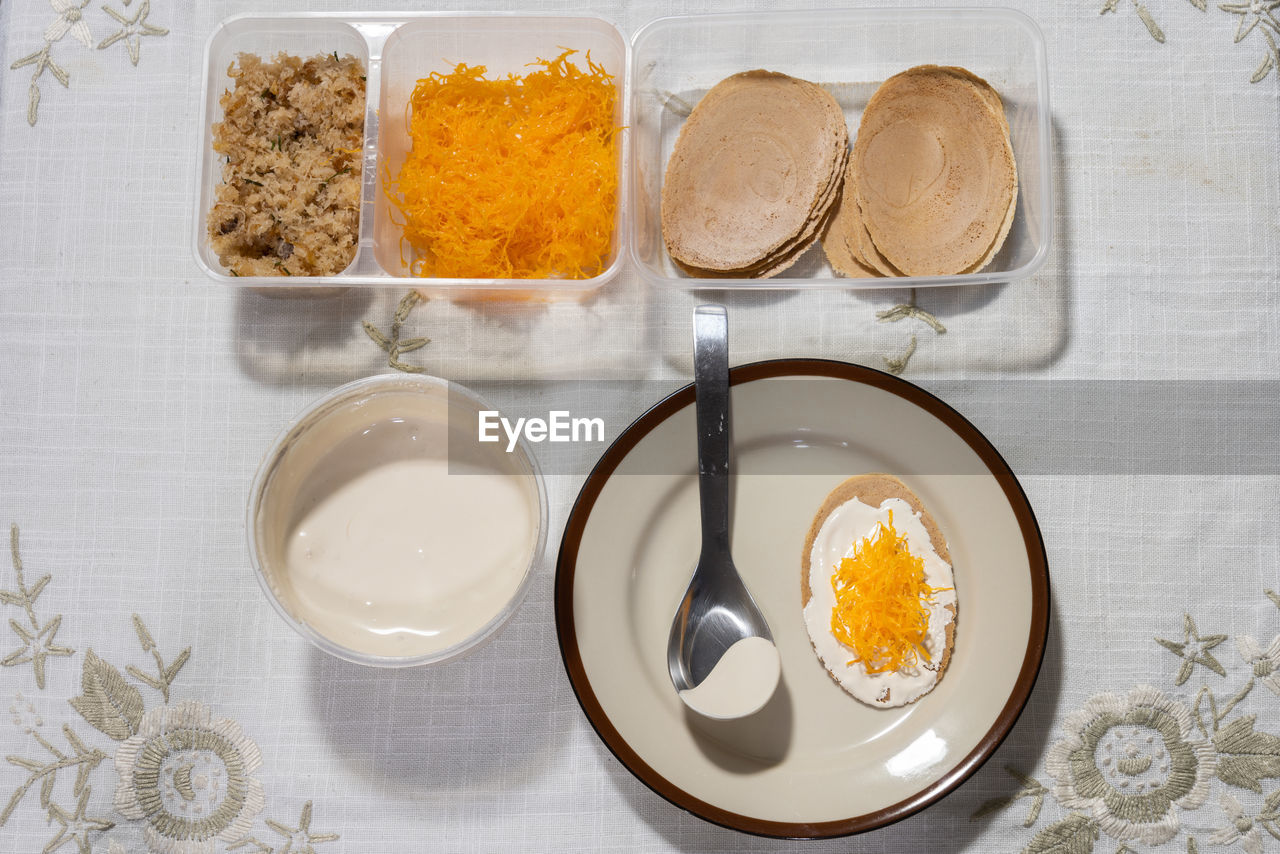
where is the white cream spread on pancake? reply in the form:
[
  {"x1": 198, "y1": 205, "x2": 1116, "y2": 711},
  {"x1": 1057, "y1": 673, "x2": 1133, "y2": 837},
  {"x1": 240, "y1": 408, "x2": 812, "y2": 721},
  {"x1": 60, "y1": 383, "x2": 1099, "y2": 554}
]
[{"x1": 803, "y1": 496, "x2": 956, "y2": 708}]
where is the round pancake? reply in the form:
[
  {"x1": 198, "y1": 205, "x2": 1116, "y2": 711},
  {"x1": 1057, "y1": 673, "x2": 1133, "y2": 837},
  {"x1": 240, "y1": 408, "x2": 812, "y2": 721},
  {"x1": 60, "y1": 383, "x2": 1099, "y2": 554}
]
[
  {"x1": 674, "y1": 145, "x2": 848, "y2": 279},
  {"x1": 948, "y1": 68, "x2": 1017, "y2": 273},
  {"x1": 801, "y1": 473, "x2": 956, "y2": 704},
  {"x1": 851, "y1": 195, "x2": 904, "y2": 278},
  {"x1": 662, "y1": 70, "x2": 848, "y2": 274},
  {"x1": 822, "y1": 205, "x2": 878, "y2": 279},
  {"x1": 852, "y1": 65, "x2": 1016, "y2": 277},
  {"x1": 821, "y1": 161, "x2": 879, "y2": 279},
  {"x1": 965, "y1": 185, "x2": 1018, "y2": 274},
  {"x1": 944, "y1": 65, "x2": 1011, "y2": 136}
]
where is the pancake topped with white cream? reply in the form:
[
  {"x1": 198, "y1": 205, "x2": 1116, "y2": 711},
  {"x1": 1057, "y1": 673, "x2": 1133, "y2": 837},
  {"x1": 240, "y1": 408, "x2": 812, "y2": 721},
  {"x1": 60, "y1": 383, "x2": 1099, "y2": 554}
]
[{"x1": 801, "y1": 474, "x2": 957, "y2": 708}]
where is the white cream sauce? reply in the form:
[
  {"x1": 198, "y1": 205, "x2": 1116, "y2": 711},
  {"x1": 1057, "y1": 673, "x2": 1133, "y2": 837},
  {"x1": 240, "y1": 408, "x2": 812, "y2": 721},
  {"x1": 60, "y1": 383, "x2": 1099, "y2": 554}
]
[
  {"x1": 261, "y1": 388, "x2": 539, "y2": 659},
  {"x1": 802, "y1": 496, "x2": 956, "y2": 708},
  {"x1": 678, "y1": 635, "x2": 781, "y2": 720}
]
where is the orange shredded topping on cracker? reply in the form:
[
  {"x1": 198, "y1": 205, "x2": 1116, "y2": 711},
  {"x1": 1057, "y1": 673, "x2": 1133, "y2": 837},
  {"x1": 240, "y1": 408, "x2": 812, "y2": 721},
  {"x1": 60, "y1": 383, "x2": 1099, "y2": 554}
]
[
  {"x1": 830, "y1": 510, "x2": 947, "y2": 674},
  {"x1": 387, "y1": 50, "x2": 619, "y2": 279}
]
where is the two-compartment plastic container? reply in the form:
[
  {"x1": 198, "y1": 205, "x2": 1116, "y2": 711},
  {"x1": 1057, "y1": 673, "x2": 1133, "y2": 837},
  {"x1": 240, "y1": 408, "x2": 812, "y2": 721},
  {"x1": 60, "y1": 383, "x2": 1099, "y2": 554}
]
[
  {"x1": 194, "y1": 9, "x2": 1052, "y2": 294},
  {"x1": 194, "y1": 13, "x2": 629, "y2": 294}
]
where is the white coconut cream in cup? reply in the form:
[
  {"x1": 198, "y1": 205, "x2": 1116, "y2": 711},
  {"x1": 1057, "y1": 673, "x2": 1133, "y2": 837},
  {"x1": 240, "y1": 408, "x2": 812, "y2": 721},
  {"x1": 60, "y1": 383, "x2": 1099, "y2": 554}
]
[{"x1": 247, "y1": 374, "x2": 545, "y2": 666}]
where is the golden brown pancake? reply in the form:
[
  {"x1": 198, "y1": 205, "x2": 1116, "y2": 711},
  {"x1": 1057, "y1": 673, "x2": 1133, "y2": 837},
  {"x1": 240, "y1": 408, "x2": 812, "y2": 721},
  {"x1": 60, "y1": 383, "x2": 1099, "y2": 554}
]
[
  {"x1": 965, "y1": 187, "x2": 1018, "y2": 273},
  {"x1": 662, "y1": 70, "x2": 848, "y2": 276},
  {"x1": 950, "y1": 68, "x2": 1017, "y2": 272},
  {"x1": 945, "y1": 65, "x2": 1011, "y2": 136},
  {"x1": 821, "y1": 160, "x2": 879, "y2": 278},
  {"x1": 850, "y1": 195, "x2": 904, "y2": 278},
  {"x1": 851, "y1": 65, "x2": 1017, "y2": 277}
]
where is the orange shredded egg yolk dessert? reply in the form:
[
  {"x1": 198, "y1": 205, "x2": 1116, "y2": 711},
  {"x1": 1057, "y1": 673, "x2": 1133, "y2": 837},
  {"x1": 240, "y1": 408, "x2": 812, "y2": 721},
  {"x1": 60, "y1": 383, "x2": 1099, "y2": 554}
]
[
  {"x1": 830, "y1": 510, "x2": 949, "y2": 674},
  {"x1": 387, "y1": 50, "x2": 619, "y2": 279}
]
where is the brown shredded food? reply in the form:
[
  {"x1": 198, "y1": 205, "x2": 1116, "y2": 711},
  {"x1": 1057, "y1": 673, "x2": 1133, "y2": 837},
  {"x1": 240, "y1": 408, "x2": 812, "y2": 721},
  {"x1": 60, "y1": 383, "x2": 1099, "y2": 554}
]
[{"x1": 208, "y1": 52, "x2": 366, "y2": 277}]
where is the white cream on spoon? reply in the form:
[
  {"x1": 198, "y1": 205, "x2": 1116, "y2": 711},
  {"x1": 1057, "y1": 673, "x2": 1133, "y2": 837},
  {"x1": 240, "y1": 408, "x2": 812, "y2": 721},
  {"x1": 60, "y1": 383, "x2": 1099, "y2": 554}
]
[{"x1": 677, "y1": 636, "x2": 782, "y2": 719}]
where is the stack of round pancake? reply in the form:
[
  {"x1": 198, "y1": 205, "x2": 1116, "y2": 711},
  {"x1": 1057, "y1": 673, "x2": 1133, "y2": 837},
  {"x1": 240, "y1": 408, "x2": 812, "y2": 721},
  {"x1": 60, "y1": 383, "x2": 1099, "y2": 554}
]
[
  {"x1": 661, "y1": 71, "x2": 849, "y2": 278},
  {"x1": 823, "y1": 65, "x2": 1017, "y2": 279}
]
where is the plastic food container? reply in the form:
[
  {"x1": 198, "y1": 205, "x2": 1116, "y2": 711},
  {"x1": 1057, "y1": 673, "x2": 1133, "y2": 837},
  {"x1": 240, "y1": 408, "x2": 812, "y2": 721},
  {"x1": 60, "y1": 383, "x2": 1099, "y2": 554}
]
[
  {"x1": 194, "y1": 13, "x2": 629, "y2": 294},
  {"x1": 629, "y1": 8, "x2": 1053, "y2": 289},
  {"x1": 246, "y1": 373, "x2": 548, "y2": 667}
]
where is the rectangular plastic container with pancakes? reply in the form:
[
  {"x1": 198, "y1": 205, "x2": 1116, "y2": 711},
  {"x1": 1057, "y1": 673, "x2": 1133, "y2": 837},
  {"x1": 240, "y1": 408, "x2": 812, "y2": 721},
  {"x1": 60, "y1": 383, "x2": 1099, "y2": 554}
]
[
  {"x1": 193, "y1": 13, "x2": 630, "y2": 295},
  {"x1": 629, "y1": 8, "x2": 1053, "y2": 289}
]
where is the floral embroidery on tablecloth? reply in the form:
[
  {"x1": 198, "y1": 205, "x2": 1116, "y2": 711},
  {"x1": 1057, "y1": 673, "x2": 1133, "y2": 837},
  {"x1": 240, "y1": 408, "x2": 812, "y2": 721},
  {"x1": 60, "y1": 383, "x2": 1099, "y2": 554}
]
[
  {"x1": 9, "y1": 0, "x2": 170, "y2": 126},
  {"x1": 1046, "y1": 685, "x2": 1217, "y2": 845},
  {"x1": 1099, "y1": 0, "x2": 1280, "y2": 83},
  {"x1": 876, "y1": 289, "x2": 946, "y2": 375},
  {"x1": 363, "y1": 291, "x2": 431, "y2": 374},
  {"x1": 114, "y1": 701, "x2": 266, "y2": 854},
  {"x1": 973, "y1": 591, "x2": 1280, "y2": 852},
  {"x1": 0, "y1": 523, "x2": 339, "y2": 854},
  {"x1": 2, "y1": 524, "x2": 74, "y2": 689},
  {"x1": 226, "y1": 801, "x2": 340, "y2": 854},
  {"x1": 97, "y1": 0, "x2": 168, "y2": 67}
]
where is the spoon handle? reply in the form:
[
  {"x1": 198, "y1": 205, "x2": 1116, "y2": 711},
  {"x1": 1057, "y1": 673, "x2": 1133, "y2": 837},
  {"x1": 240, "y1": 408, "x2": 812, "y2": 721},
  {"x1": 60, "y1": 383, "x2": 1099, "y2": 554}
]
[{"x1": 693, "y1": 305, "x2": 730, "y2": 557}]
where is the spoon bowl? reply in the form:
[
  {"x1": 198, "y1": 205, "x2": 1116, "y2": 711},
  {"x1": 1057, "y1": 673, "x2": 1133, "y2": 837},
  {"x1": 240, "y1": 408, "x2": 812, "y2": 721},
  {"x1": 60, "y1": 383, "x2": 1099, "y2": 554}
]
[{"x1": 667, "y1": 305, "x2": 781, "y2": 719}]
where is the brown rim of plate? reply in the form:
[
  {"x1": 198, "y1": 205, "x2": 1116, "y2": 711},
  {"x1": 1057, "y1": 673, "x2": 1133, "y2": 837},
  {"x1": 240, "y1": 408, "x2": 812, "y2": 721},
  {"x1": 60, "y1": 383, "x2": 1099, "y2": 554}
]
[{"x1": 553, "y1": 358, "x2": 1051, "y2": 840}]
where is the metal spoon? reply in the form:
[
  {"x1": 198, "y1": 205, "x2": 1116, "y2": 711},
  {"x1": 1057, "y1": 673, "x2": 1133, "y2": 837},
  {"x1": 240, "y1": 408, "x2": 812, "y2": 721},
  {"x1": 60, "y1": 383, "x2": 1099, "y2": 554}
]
[{"x1": 668, "y1": 305, "x2": 780, "y2": 719}]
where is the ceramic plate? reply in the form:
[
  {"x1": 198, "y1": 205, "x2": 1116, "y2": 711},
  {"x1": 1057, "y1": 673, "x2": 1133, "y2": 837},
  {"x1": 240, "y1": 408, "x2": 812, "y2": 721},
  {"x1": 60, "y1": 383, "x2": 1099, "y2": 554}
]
[{"x1": 555, "y1": 359, "x2": 1049, "y2": 837}]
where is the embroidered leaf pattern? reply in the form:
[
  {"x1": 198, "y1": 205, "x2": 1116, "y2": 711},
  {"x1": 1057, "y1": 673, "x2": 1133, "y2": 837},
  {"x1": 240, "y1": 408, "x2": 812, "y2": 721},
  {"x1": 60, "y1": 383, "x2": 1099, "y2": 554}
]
[
  {"x1": 1193, "y1": 679, "x2": 1255, "y2": 737},
  {"x1": 39, "y1": 773, "x2": 54, "y2": 810},
  {"x1": 0, "y1": 724, "x2": 106, "y2": 828},
  {"x1": 1253, "y1": 28, "x2": 1279, "y2": 82},
  {"x1": 1100, "y1": 0, "x2": 1280, "y2": 82},
  {"x1": 874, "y1": 289, "x2": 944, "y2": 372},
  {"x1": 971, "y1": 766, "x2": 1047, "y2": 827},
  {"x1": 125, "y1": 613, "x2": 190, "y2": 702},
  {"x1": 883, "y1": 335, "x2": 918, "y2": 375},
  {"x1": 2, "y1": 524, "x2": 74, "y2": 689},
  {"x1": 9, "y1": 2, "x2": 169, "y2": 125},
  {"x1": 69, "y1": 648, "x2": 143, "y2": 740},
  {"x1": 1134, "y1": 1, "x2": 1167, "y2": 42},
  {"x1": 1213, "y1": 716, "x2": 1280, "y2": 792},
  {"x1": 230, "y1": 800, "x2": 340, "y2": 853},
  {"x1": 44, "y1": 785, "x2": 114, "y2": 852},
  {"x1": 1258, "y1": 789, "x2": 1280, "y2": 839},
  {"x1": 1006, "y1": 592, "x2": 1280, "y2": 850},
  {"x1": 363, "y1": 291, "x2": 430, "y2": 374},
  {"x1": 876, "y1": 302, "x2": 947, "y2": 334},
  {"x1": 1025, "y1": 813, "x2": 1099, "y2": 854},
  {"x1": 1100, "y1": 0, "x2": 1166, "y2": 41}
]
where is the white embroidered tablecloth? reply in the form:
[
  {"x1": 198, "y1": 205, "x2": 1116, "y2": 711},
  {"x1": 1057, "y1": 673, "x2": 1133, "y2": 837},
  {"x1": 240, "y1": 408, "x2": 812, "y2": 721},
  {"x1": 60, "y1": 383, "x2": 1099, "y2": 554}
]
[{"x1": 2, "y1": 0, "x2": 1279, "y2": 852}]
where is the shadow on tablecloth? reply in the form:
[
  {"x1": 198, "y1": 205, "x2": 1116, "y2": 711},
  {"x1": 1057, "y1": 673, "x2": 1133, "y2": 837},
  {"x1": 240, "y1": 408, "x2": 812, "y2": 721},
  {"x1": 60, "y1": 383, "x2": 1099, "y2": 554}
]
[
  {"x1": 301, "y1": 581, "x2": 570, "y2": 792},
  {"x1": 232, "y1": 276, "x2": 656, "y2": 387}
]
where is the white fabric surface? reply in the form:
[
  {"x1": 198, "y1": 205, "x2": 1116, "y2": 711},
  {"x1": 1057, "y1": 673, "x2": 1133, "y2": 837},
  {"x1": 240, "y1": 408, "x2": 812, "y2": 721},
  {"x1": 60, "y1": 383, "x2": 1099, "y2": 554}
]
[{"x1": 1, "y1": 0, "x2": 1278, "y2": 852}]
